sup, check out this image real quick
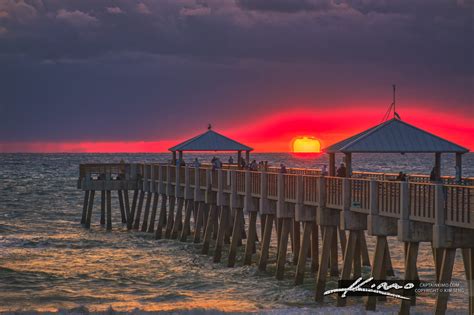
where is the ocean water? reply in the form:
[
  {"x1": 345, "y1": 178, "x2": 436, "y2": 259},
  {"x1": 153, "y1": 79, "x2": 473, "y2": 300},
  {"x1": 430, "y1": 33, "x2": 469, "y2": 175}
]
[{"x1": 0, "y1": 153, "x2": 472, "y2": 314}]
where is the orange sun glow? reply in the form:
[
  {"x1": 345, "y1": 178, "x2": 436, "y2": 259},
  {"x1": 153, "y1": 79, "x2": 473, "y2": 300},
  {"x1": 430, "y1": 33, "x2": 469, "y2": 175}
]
[{"x1": 292, "y1": 136, "x2": 321, "y2": 153}]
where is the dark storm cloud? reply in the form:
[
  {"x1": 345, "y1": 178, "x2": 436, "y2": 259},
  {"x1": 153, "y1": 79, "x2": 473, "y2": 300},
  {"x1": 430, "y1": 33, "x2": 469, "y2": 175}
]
[
  {"x1": 0, "y1": 0, "x2": 472, "y2": 142},
  {"x1": 236, "y1": 0, "x2": 334, "y2": 13}
]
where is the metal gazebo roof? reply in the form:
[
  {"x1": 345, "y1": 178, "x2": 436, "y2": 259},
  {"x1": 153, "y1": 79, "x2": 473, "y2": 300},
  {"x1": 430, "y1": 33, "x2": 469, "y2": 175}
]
[
  {"x1": 324, "y1": 118, "x2": 468, "y2": 154},
  {"x1": 169, "y1": 129, "x2": 253, "y2": 152}
]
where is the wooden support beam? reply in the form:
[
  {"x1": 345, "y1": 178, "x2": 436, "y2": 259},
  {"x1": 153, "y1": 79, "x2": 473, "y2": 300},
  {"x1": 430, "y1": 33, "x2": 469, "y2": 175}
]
[
  {"x1": 260, "y1": 214, "x2": 267, "y2": 241},
  {"x1": 462, "y1": 248, "x2": 473, "y2": 315},
  {"x1": 433, "y1": 247, "x2": 443, "y2": 281},
  {"x1": 385, "y1": 241, "x2": 394, "y2": 276},
  {"x1": 330, "y1": 230, "x2": 339, "y2": 276},
  {"x1": 81, "y1": 190, "x2": 90, "y2": 224},
  {"x1": 435, "y1": 248, "x2": 456, "y2": 315},
  {"x1": 128, "y1": 189, "x2": 138, "y2": 230},
  {"x1": 311, "y1": 222, "x2": 319, "y2": 273},
  {"x1": 228, "y1": 208, "x2": 243, "y2": 267},
  {"x1": 329, "y1": 153, "x2": 335, "y2": 177},
  {"x1": 118, "y1": 190, "x2": 126, "y2": 223},
  {"x1": 315, "y1": 225, "x2": 335, "y2": 301},
  {"x1": 133, "y1": 190, "x2": 145, "y2": 230},
  {"x1": 276, "y1": 218, "x2": 283, "y2": 258},
  {"x1": 399, "y1": 242, "x2": 419, "y2": 314},
  {"x1": 455, "y1": 153, "x2": 463, "y2": 181},
  {"x1": 337, "y1": 230, "x2": 358, "y2": 306},
  {"x1": 147, "y1": 193, "x2": 159, "y2": 233},
  {"x1": 141, "y1": 191, "x2": 152, "y2": 232},
  {"x1": 164, "y1": 196, "x2": 175, "y2": 238},
  {"x1": 339, "y1": 229, "x2": 347, "y2": 259},
  {"x1": 366, "y1": 236, "x2": 388, "y2": 311},
  {"x1": 276, "y1": 217, "x2": 291, "y2": 280},
  {"x1": 202, "y1": 204, "x2": 217, "y2": 254},
  {"x1": 124, "y1": 190, "x2": 131, "y2": 225},
  {"x1": 85, "y1": 190, "x2": 95, "y2": 229},
  {"x1": 258, "y1": 213, "x2": 274, "y2": 271},
  {"x1": 345, "y1": 152, "x2": 352, "y2": 178},
  {"x1": 106, "y1": 190, "x2": 112, "y2": 231},
  {"x1": 295, "y1": 221, "x2": 312, "y2": 285},
  {"x1": 360, "y1": 231, "x2": 371, "y2": 267},
  {"x1": 194, "y1": 202, "x2": 205, "y2": 243},
  {"x1": 244, "y1": 211, "x2": 258, "y2": 265},
  {"x1": 171, "y1": 198, "x2": 184, "y2": 239},
  {"x1": 100, "y1": 190, "x2": 106, "y2": 225},
  {"x1": 154, "y1": 194, "x2": 167, "y2": 240},
  {"x1": 435, "y1": 152, "x2": 441, "y2": 181},
  {"x1": 180, "y1": 200, "x2": 193, "y2": 241},
  {"x1": 353, "y1": 231, "x2": 362, "y2": 278},
  {"x1": 213, "y1": 206, "x2": 230, "y2": 263},
  {"x1": 292, "y1": 220, "x2": 301, "y2": 265}
]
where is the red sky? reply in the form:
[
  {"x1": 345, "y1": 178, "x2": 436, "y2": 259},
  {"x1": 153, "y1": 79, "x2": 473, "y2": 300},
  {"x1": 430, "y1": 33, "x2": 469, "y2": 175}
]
[{"x1": 1, "y1": 106, "x2": 472, "y2": 153}]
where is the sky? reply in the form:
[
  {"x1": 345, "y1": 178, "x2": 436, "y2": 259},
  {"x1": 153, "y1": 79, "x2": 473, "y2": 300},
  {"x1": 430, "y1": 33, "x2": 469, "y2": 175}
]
[{"x1": 0, "y1": 0, "x2": 472, "y2": 153}]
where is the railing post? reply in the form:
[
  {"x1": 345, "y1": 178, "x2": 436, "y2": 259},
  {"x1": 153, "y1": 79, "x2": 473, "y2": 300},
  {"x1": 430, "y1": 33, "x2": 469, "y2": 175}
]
[
  {"x1": 166, "y1": 165, "x2": 173, "y2": 197},
  {"x1": 217, "y1": 169, "x2": 225, "y2": 206},
  {"x1": 295, "y1": 175, "x2": 305, "y2": 221},
  {"x1": 259, "y1": 171, "x2": 269, "y2": 213},
  {"x1": 244, "y1": 170, "x2": 256, "y2": 212},
  {"x1": 397, "y1": 181, "x2": 410, "y2": 241},
  {"x1": 130, "y1": 164, "x2": 137, "y2": 180},
  {"x1": 157, "y1": 164, "x2": 164, "y2": 195},
  {"x1": 369, "y1": 180, "x2": 378, "y2": 215},
  {"x1": 206, "y1": 169, "x2": 212, "y2": 190},
  {"x1": 230, "y1": 170, "x2": 241, "y2": 209},
  {"x1": 174, "y1": 165, "x2": 181, "y2": 197},
  {"x1": 277, "y1": 173, "x2": 285, "y2": 217},
  {"x1": 150, "y1": 164, "x2": 155, "y2": 193},
  {"x1": 184, "y1": 165, "x2": 192, "y2": 200},
  {"x1": 194, "y1": 167, "x2": 203, "y2": 202},
  {"x1": 316, "y1": 176, "x2": 331, "y2": 225},
  {"x1": 367, "y1": 180, "x2": 397, "y2": 236},
  {"x1": 143, "y1": 164, "x2": 149, "y2": 191},
  {"x1": 433, "y1": 184, "x2": 450, "y2": 248}
]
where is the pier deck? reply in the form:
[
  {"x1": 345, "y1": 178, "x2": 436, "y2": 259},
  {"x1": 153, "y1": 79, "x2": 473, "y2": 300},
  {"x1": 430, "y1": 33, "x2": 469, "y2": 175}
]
[{"x1": 77, "y1": 163, "x2": 474, "y2": 314}]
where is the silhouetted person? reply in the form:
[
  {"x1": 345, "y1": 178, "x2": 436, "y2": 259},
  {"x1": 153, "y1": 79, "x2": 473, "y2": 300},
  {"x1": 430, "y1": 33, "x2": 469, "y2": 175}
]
[
  {"x1": 396, "y1": 171, "x2": 406, "y2": 181},
  {"x1": 192, "y1": 158, "x2": 200, "y2": 168},
  {"x1": 240, "y1": 157, "x2": 246, "y2": 169},
  {"x1": 321, "y1": 165, "x2": 328, "y2": 176},
  {"x1": 250, "y1": 160, "x2": 257, "y2": 171},
  {"x1": 228, "y1": 156, "x2": 234, "y2": 164},
  {"x1": 280, "y1": 163, "x2": 287, "y2": 173},
  {"x1": 430, "y1": 167, "x2": 437, "y2": 182},
  {"x1": 336, "y1": 163, "x2": 346, "y2": 177}
]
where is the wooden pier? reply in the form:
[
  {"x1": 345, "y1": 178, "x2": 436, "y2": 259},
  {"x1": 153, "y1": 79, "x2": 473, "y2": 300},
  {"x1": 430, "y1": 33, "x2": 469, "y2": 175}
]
[{"x1": 78, "y1": 162, "x2": 474, "y2": 314}]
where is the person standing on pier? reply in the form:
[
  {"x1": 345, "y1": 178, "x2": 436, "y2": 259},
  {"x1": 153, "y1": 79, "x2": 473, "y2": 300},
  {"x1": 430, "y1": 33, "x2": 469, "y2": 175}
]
[
  {"x1": 336, "y1": 163, "x2": 346, "y2": 177},
  {"x1": 228, "y1": 156, "x2": 234, "y2": 165},
  {"x1": 321, "y1": 165, "x2": 328, "y2": 176},
  {"x1": 192, "y1": 158, "x2": 200, "y2": 168},
  {"x1": 429, "y1": 166, "x2": 438, "y2": 182}
]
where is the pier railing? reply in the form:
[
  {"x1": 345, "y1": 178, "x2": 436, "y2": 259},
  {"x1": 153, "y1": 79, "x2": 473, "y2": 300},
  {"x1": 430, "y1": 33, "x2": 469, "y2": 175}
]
[
  {"x1": 378, "y1": 181, "x2": 401, "y2": 218},
  {"x1": 349, "y1": 178, "x2": 371, "y2": 213},
  {"x1": 444, "y1": 185, "x2": 473, "y2": 228},
  {"x1": 78, "y1": 163, "x2": 474, "y2": 229}
]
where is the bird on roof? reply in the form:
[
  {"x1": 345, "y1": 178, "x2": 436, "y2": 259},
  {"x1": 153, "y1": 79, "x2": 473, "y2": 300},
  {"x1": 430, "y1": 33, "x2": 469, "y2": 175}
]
[{"x1": 208, "y1": 123, "x2": 212, "y2": 130}]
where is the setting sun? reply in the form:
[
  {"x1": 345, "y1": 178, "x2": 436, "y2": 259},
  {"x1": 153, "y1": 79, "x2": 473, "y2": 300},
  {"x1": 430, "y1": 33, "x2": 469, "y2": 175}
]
[{"x1": 292, "y1": 136, "x2": 321, "y2": 153}]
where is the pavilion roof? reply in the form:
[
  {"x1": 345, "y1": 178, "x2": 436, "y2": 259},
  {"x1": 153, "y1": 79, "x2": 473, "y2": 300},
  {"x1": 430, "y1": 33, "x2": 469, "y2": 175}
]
[
  {"x1": 324, "y1": 118, "x2": 469, "y2": 154},
  {"x1": 169, "y1": 129, "x2": 253, "y2": 152}
]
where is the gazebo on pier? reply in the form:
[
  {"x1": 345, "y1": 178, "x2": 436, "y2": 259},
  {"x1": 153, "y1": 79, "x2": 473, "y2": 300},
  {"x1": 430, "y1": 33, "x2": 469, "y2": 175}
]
[
  {"x1": 169, "y1": 125, "x2": 253, "y2": 165},
  {"x1": 324, "y1": 117, "x2": 469, "y2": 181}
]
